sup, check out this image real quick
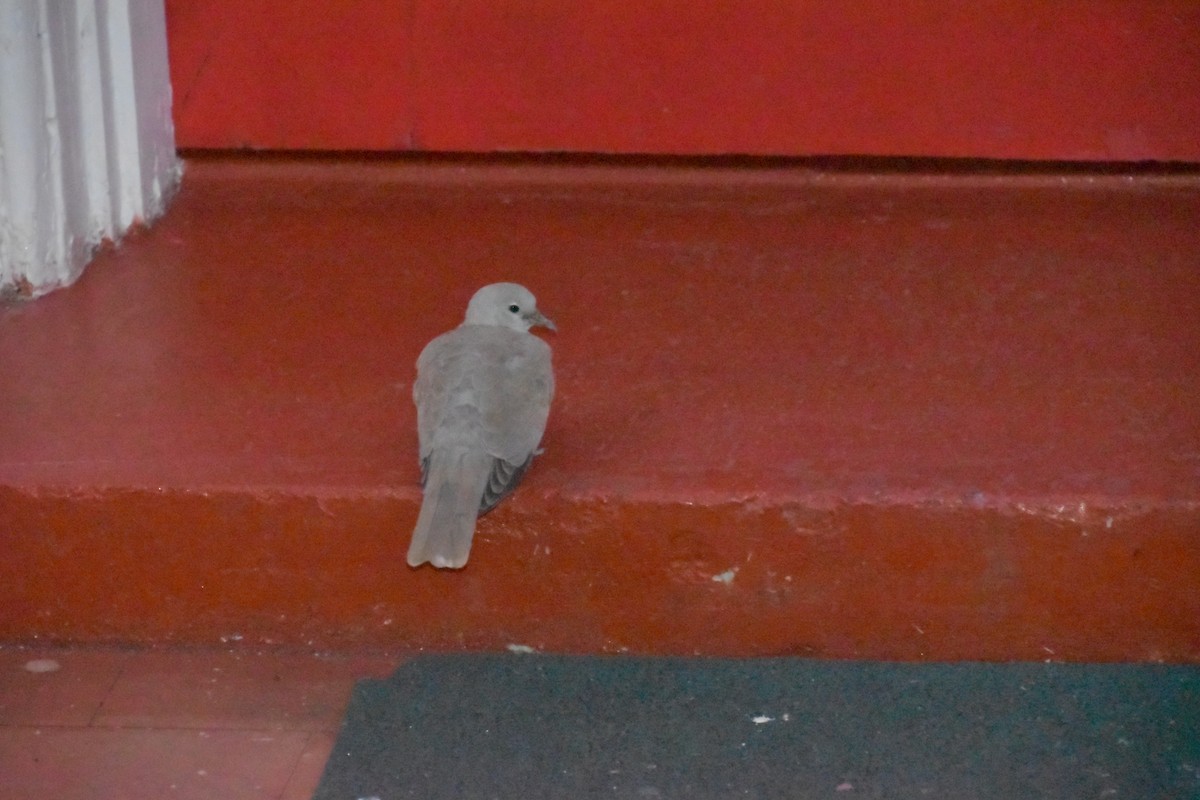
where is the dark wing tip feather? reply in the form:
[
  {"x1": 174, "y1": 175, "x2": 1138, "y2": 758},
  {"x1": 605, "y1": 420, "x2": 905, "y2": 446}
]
[{"x1": 479, "y1": 454, "x2": 534, "y2": 514}]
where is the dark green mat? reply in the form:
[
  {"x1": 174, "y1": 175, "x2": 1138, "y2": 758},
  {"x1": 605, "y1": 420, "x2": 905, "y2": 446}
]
[{"x1": 313, "y1": 655, "x2": 1199, "y2": 799}]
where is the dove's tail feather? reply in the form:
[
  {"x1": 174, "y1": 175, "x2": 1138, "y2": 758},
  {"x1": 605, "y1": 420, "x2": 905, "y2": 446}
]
[{"x1": 408, "y1": 448, "x2": 493, "y2": 569}]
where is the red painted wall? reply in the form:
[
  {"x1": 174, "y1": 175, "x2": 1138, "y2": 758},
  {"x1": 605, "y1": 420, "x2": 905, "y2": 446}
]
[{"x1": 166, "y1": 2, "x2": 1200, "y2": 160}]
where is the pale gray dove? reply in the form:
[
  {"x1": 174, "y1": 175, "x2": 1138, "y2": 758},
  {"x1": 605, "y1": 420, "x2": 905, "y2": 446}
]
[{"x1": 407, "y1": 283, "x2": 556, "y2": 569}]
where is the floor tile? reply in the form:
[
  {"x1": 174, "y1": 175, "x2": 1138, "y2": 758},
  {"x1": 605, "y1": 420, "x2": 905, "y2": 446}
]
[
  {"x1": 0, "y1": 726, "x2": 309, "y2": 800},
  {"x1": 94, "y1": 649, "x2": 398, "y2": 731},
  {"x1": 0, "y1": 646, "x2": 128, "y2": 726}
]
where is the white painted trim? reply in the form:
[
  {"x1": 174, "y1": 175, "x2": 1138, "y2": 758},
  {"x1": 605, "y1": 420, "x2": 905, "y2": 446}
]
[{"x1": 0, "y1": 0, "x2": 180, "y2": 299}]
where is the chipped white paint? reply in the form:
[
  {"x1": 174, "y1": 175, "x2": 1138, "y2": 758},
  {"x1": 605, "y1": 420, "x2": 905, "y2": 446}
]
[
  {"x1": 23, "y1": 658, "x2": 61, "y2": 673},
  {"x1": 752, "y1": 714, "x2": 774, "y2": 724},
  {"x1": 506, "y1": 643, "x2": 536, "y2": 654},
  {"x1": 0, "y1": 0, "x2": 180, "y2": 299},
  {"x1": 711, "y1": 567, "x2": 739, "y2": 585}
]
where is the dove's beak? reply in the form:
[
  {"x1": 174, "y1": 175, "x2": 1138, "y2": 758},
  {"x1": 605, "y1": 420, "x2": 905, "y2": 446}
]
[{"x1": 526, "y1": 310, "x2": 556, "y2": 332}]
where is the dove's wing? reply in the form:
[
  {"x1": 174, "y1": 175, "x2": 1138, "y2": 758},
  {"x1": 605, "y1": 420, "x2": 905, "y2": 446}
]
[
  {"x1": 418, "y1": 450, "x2": 533, "y2": 514},
  {"x1": 415, "y1": 325, "x2": 553, "y2": 467},
  {"x1": 409, "y1": 325, "x2": 554, "y2": 568},
  {"x1": 480, "y1": 453, "x2": 534, "y2": 514}
]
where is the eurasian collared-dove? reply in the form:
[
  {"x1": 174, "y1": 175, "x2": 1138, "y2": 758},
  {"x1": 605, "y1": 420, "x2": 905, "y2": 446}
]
[{"x1": 407, "y1": 283, "x2": 556, "y2": 569}]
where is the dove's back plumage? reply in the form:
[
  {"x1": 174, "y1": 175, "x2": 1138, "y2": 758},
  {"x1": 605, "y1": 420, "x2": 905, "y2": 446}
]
[{"x1": 407, "y1": 284, "x2": 555, "y2": 569}]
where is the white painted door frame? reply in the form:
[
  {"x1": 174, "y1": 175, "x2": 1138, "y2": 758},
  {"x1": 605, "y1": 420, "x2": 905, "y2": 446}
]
[{"x1": 0, "y1": 0, "x2": 180, "y2": 299}]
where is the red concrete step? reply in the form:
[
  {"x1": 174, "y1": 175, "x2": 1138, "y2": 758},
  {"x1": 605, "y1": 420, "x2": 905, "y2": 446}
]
[{"x1": 2, "y1": 156, "x2": 1198, "y2": 661}]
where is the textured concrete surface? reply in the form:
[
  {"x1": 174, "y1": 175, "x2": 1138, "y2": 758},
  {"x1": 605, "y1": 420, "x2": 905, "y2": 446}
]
[{"x1": 1, "y1": 156, "x2": 1197, "y2": 659}]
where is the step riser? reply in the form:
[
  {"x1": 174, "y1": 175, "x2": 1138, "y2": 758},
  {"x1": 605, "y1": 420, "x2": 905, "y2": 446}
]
[{"x1": 4, "y1": 488, "x2": 1195, "y2": 661}]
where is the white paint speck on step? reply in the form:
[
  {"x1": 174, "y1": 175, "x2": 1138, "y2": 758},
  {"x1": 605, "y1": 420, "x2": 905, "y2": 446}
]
[
  {"x1": 23, "y1": 659, "x2": 60, "y2": 673},
  {"x1": 711, "y1": 568, "x2": 738, "y2": 585}
]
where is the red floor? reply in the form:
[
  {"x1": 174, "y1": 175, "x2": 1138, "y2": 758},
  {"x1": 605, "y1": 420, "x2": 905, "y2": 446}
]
[
  {"x1": 0, "y1": 644, "x2": 394, "y2": 799},
  {"x1": 1, "y1": 156, "x2": 1198, "y2": 661}
]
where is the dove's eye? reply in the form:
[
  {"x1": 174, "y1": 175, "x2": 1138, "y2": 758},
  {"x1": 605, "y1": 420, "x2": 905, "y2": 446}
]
[{"x1": 508, "y1": 304, "x2": 520, "y2": 313}]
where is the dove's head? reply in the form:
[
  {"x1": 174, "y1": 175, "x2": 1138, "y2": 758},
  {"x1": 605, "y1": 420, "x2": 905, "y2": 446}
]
[{"x1": 464, "y1": 283, "x2": 556, "y2": 333}]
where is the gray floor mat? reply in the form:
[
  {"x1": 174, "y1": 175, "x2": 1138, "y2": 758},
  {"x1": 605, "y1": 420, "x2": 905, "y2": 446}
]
[{"x1": 314, "y1": 655, "x2": 1199, "y2": 799}]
